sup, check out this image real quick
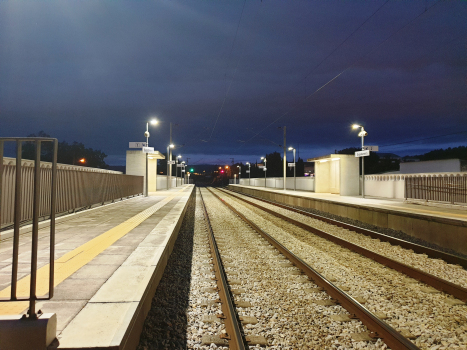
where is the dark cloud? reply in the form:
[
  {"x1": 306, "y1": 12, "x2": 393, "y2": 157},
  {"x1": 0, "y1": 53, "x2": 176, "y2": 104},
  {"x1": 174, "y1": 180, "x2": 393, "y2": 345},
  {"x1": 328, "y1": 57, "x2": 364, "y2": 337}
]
[{"x1": 1, "y1": 0, "x2": 466, "y2": 165}]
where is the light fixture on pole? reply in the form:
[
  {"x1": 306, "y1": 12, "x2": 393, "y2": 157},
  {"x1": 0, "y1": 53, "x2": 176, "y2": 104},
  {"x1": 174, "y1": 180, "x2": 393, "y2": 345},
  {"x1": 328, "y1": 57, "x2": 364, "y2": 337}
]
[
  {"x1": 288, "y1": 146, "x2": 296, "y2": 191},
  {"x1": 176, "y1": 155, "x2": 182, "y2": 187},
  {"x1": 237, "y1": 165, "x2": 240, "y2": 184},
  {"x1": 181, "y1": 161, "x2": 186, "y2": 184},
  {"x1": 166, "y1": 144, "x2": 174, "y2": 190},
  {"x1": 145, "y1": 119, "x2": 158, "y2": 197},
  {"x1": 352, "y1": 124, "x2": 367, "y2": 198},
  {"x1": 246, "y1": 162, "x2": 251, "y2": 186},
  {"x1": 261, "y1": 157, "x2": 267, "y2": 188}
]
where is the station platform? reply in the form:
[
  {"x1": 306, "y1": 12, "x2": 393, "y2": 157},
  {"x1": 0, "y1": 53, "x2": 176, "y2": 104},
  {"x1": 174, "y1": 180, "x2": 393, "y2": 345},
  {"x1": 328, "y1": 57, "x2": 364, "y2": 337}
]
[
  {"x1": 0, "y1": 185, "x2": 195, "y2": 349},
  {"x1": 227, "y1": 185, "x2": 467, "y2": 255}
]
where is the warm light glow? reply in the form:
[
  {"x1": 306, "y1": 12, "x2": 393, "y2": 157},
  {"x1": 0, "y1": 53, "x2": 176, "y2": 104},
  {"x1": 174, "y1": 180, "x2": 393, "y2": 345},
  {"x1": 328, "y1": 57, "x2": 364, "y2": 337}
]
[
  {"x1": 352, "y1": 124, "x2": 361, "y2": 129},
  {"x1": 150, "y1": 119, "x2": 158, "y2": 125},
  {"x1": 148, "y1": 157, "x2": 154, "y2": 159},
  {"x1": 288, "y1": 147, "x2": 294, "y2": 151},
  {"x1": 177, "y1": 155, "x2": 182, "y2": 158},
  {"x1": 219, "y1": 166, "x2": 222, "y2": 169},
  {"x1": 169, "y1": 144, "x2": 174, "y2": 148},
  {"x1": 237, "y1": 165, "x2": 240, "y2": 168},
  {"x1": 320, "y1": 159, "x2": 329, "y2": 163},
  {"x1": 225, "y1": 165, "x2": 229, "y2": 169},
  {"x1": 261, "y1": 157, "x2": 264, "y2": 160},
  {"x1": 246, "y1": 162, "x2": 250, "y2": 165},
  {"x1": 332, "y1": 158, "x2": 340, "y2": 161},
  {"x1": 79, "y1": 158, "x2": 86, "y2": 163}
]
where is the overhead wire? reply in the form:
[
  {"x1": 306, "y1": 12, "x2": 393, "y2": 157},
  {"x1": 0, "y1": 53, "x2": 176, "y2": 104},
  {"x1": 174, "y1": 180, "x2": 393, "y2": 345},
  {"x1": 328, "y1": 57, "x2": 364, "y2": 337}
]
[{"x1": 238, "y1": 0, "x2": 443, "y2": 149}]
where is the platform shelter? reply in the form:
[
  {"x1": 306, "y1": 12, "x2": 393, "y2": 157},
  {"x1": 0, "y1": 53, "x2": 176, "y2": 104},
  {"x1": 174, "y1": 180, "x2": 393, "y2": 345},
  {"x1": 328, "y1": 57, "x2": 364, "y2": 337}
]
[
  {"x1": 126, "y1": 150, "x2": 165, "y2": 193},
  {"x1": 307, "y1": 154, "x2": 359, "y2": 196}
]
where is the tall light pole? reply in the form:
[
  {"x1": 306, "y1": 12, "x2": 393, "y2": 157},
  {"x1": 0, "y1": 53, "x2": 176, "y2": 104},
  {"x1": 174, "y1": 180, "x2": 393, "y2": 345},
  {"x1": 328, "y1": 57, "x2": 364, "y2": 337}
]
[
  {"x1": 352, "y1": 124, "x2": 367, "y2": 198},
  {"x1": 145, "y1": 119, "x2": 158, "y2": 197},
  {"x1": 288, "y1": 147, "x2": 296, "y2": 191},
  {"x1": 261, "y1": 157, "x2": 267, "y2": 188},
  {"x1": 237, "y1": 165, "x2": 240, "y2": 184},
  {"x1": 246, "y1": 162, "x2": 251, "y2": 186},
  {"x1": 176, "y1": 155, "x2": 182, "y2": 187},
  {"x1": 166, "y1": 144, "x2": 174, "y2": 190}
]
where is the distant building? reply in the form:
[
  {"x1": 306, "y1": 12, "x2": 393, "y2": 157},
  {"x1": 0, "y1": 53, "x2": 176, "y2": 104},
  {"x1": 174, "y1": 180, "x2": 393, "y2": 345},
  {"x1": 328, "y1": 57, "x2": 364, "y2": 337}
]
[{"x1": 400, "y1": 158, "x2": 463, "y2": 174}]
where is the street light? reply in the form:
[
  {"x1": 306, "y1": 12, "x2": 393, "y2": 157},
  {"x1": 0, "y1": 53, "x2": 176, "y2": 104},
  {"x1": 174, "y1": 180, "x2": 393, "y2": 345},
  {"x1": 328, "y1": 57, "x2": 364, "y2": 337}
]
[
  {"x1": 261, "y1": 157, "x2": 267, "y2": 188},
  {"x1": 288, "y1": 146, "x2": 296, "y2": 191},
  {"x1": 237, "y1": 165, "x2": 240, "y2": 184},
  {"x1": 176, "y1": 155, "x2": 182, "y2": 187},
  {"x1": 181, "y1": 161, "x2": 186, "y2": 184},
  {"x1": 166, "y1": 144, "x2": 174, "y2": 190},
  {"x1": 246, "y1": 162, "x2": 251, "y2": 186},
  {"x1": 352, "y1": 124, "x2": 368, "y2": 198},
  {"x1": 145, "y1": 119, "x2": 159, "y2": 197}
]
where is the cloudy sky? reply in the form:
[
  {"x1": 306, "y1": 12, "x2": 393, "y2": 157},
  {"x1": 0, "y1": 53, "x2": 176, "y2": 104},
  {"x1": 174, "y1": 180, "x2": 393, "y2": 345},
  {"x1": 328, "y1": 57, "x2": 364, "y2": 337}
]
[{"x1": 1, "y1": 0, "x2": 466, "y2": 165}]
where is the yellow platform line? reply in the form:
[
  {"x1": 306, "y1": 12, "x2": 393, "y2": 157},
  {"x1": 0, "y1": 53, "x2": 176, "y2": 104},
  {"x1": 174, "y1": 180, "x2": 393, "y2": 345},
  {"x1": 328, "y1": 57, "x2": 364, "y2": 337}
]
[{"x1": 0, "y1": 190, "x2": 183, "y2": 315}]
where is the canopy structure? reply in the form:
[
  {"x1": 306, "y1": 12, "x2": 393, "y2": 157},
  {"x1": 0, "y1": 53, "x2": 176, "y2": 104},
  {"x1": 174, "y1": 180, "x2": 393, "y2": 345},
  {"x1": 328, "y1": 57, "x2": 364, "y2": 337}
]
[
  {"x1": 126, "y1": 150, "x2": 165, "y2": 193},
  {"x1": 307, "y1": 154, "x2": 359, "y2": 196}
]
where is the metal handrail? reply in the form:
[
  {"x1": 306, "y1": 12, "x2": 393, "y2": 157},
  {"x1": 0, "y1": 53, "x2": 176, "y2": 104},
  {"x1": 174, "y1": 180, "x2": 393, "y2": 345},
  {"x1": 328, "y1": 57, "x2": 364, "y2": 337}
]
[{"x1": 0, "y1": 137, "x2": 58, "y2": 320}]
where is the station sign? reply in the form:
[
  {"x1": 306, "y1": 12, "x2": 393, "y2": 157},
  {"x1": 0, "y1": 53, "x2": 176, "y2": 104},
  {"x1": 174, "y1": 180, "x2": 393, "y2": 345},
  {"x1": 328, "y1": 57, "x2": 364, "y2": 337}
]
[
  {"x1": 363, "y1": 145, "x2": 379, "y2": 152},
  {"x1": 355, "y1": 150, "x2": 370, "y2": 157},
  {"x1": 258, "y1": 165, "x2": 265, "y2": 168},
  {"x1": 167, "y1": 160, "x2": 176, "y2": 164},
  {"x1": 288, "y1": 163, "x2": 295, "y2": 167},
  {"x1": 142, "y1": 147, "x2": 154, "y2": 153},
  {"x1": 177, "y1": 164, "x2": 183, "y2": 167},
  {"x1": 129, "y1": 142, "x2": 147, "y2": 148},
  {"x1": 246, "y1": 170, "x2": 250, "y2": 173}
]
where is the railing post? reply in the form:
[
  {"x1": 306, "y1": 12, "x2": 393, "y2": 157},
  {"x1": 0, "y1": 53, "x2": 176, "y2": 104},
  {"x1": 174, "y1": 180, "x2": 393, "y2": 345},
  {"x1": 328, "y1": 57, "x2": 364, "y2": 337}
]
[
  {"x1": 49, "y1": 139, "x2": 58, "y2": 298},
  {"x1": 11, "y1": 140, "x2": 22, "y2": 300}
]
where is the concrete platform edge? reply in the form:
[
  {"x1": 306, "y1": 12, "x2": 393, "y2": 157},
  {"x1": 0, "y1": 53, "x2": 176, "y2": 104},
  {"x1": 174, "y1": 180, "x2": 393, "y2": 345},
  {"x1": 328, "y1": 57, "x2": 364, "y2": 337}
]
[{"x1": 228, "y1": 185, "x2": 467, "y2": 255}]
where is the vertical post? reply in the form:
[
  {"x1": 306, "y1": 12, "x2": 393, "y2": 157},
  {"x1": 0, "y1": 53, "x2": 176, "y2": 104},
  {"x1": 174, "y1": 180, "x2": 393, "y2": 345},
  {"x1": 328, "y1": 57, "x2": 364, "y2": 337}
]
[
  {"x1": 49, "y1": 139, "x2": 58, "y2": 298},
  {"x1": 11, "y1": 140, "x2": 22, "y2": 300},
  {"x1": 361, "y1": 129, "x2": 365, "y2": 198},
  {"x1": 283, "y1": 126, "x2": 286, "y2": 191},
  {"x1": 29, "y1": 140, "x2": 42, "y2": 318},
  {"x1": 293, "y1": 148, "x2": 296, "y2": 191},
  {"x1": 169, "y1": 123, "x2": 172, "y2": 189},
  {"x1": 145, "y1": 122, "x2": 149, "y2": 197},
  {"x1": 166, "y1": 146, "x2": 169, "y2": 190},
  {"x1": 249, "y1": 163, "x2": 251, "y2": 186},
  {"x1": 264, "y1": 159, "x2": 267, "y2": 188}
]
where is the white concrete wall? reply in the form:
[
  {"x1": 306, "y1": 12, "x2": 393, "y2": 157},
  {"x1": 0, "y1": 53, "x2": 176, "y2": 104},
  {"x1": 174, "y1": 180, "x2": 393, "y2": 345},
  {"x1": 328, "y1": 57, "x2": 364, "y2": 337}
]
[
  {"x1": 238, "y1": 177, "x2": 314, "y2": 191},
  {"x1": 340, "y1": 156, "x2": 360, "y2": 196},
  {"x1": 315, "y1": 161, "x2": 331, "y2": 193},
  {"x1": 364, "y1": 175, "x2": 405, "y2": 199},
  {"x1": 126, "y1": 150, "x2": 163, "y2": 193},
  {"x1": 400, "y1": 159, "x2": 461, "y2": 173}
]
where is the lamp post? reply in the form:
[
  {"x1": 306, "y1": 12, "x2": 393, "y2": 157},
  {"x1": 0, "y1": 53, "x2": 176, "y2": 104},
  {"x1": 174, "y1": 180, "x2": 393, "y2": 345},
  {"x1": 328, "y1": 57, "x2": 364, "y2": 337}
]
[
  {"x1": 246, "y1": 162, "x2": 251, "y2": 186},
  {"x1": 145, "y1": 119, "x2": 158, "y2": 197},
  {"x1": 288, "y1": 147, "x2": 296, "y2": 191},
  {"x1": 352, "y1": 124, "x2": 367, "y2": 198},
  {"x1": 237, "y1": 165, "x2": 240, "y2": 184},
  {"x1": 166, "y1": 144, "x2": 174, "y2": 190},
  {"x1": 261, "y1": 157, "x2": 267, "y2": 188},
  {"x1": 176, "y1": 155, "x2": 182, "y2": 187}
]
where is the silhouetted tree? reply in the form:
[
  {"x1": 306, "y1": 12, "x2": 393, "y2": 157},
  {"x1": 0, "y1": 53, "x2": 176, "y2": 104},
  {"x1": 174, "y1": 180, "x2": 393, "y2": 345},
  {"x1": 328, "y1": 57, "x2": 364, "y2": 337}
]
[{"x1": 22, "y1": 131, "x2": 108, "y2": 169}]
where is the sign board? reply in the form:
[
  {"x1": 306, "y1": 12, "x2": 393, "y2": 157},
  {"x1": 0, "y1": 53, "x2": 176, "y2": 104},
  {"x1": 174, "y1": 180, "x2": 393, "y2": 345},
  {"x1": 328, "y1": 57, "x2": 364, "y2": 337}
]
[
  {"x1": 167, "y1": 160, "x2": 175, "y2": 165},
  {"x1": 182, "y1": 169, "x2": 185, "y2": 172},
  {"x1": 288, "y1": 163, "x2": 295, "y2": 167},
  {"x1": 177, "y1": 164, "x2": 183, "y2": 167},
  {"x1": 246, "y1": 170, "x2": 250, "y2": 173},
  {"x1": 258, "y1": 165, "x2": 265, "y2": 168},
  {"x1": 355, "y1": 150, "x2": 370, "y2": 157},
  {"x1": 363, "y1": 145, "x2": 379, "y2": 152},
  {"x1": 129, "y1": 142, "x2": 147, "y2": 148},
  {"x1": 143, "y1": 147, "x2": 154, "y2": 153}
]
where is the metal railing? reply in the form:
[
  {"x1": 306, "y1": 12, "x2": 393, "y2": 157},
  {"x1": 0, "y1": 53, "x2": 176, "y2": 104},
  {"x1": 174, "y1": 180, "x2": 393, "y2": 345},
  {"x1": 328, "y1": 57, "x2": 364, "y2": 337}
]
[
  {"x1": 0, "y1": 137, "x2": 58, "y2": 319},
  {"x1": 0, "y1": 138, "x2": 144, "y2": 319},
  {"x1": 405, "y1": 174, "x2": 467, "y2": 204}
]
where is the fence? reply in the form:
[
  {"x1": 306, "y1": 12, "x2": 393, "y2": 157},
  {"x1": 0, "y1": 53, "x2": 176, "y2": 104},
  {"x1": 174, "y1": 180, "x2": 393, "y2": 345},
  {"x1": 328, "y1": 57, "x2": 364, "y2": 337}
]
[
  {"x1": 234, "y1": 176, "x2": 315, "y2": 191},
  {"x1": 1, "y1": 157, "x2": 144, "y2": 228},
  {"x1": 405, "y1": 173, "x2": 467, "y2": 204}
]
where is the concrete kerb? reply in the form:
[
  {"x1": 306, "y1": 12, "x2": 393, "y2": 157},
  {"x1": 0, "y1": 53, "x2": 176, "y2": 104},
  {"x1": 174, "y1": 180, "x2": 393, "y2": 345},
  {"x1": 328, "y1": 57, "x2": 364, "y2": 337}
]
[{"x1": 227, "y1": 185, "x2": 467, "y2": 256}]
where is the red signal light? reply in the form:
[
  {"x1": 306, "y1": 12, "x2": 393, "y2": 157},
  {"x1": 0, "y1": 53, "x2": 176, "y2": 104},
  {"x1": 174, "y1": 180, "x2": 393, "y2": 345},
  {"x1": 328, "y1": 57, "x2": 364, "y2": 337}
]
[{"x1": 220, "y1": 170, "x2": 224, "y2": 173}]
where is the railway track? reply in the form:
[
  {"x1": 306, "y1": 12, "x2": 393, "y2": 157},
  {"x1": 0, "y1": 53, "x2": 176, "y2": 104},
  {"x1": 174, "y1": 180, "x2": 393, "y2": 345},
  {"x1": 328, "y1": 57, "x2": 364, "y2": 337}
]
[
  {"x1": 206, "y1": 187, "x2": 467, "y2": 349},
  {"x1": 218, "y1": 188, "x2": 467, "y2": 300}
]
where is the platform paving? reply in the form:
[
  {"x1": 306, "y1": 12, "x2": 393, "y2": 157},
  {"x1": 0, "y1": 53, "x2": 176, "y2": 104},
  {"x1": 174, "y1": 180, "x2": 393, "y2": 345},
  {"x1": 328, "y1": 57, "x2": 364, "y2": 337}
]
[{"x1": 0, "y1": 185, "x2": 194, "y2": 349}]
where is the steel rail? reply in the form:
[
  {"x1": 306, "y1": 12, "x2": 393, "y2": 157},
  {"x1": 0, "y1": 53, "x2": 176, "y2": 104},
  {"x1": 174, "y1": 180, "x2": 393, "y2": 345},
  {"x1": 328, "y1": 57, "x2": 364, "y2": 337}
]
[
  {"x1": 198, "y1": 188, "x2": 248, "y2": 350},
  {"x1": 207, "y1": 187, "x2": 419, "y2": 350},
  {"x1": 227, "y1": 187, "x2": 467, "y2": 268},
  {"x1": 219, "y1": 188, "x2": 467, "y2": 301}
]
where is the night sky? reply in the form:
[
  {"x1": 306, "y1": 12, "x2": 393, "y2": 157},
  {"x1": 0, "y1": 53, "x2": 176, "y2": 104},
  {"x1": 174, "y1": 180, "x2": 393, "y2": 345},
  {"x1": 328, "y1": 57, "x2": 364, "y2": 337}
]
[{"x1": 1, "y1": 0, "x2": 466, "y2": 166}]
